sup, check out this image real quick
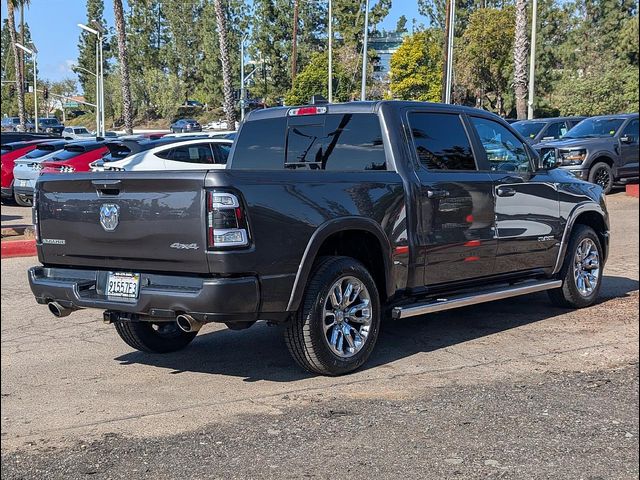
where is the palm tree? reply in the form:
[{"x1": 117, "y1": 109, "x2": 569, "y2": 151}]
[
  {"x1": 213, "y1": 0, "x2": 237, "y2": 128},
  {"x1": 113, "y1": 0, "x2": 133, "y2": 134},
  {"x1": 6, "y1": 0, "x2": 26, "y2": 129},
  {"x1": 514, "y1": 0, "x2": 528, "y2": 119}
]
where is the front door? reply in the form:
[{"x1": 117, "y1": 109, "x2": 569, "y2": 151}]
[
  {"x1": 618, "y1": 118, "x2": 639, "y2": 179},
  {"x1": 468, "y1": 116, "x2": 562, "y2": 274},
  {"x1": 407, "y1": 111, "x2": 497, "y2": 285}
]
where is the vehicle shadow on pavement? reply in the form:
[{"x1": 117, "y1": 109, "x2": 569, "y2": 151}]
[{"x1": 114, "y1": 275, "x2": 638, "y2": 382}]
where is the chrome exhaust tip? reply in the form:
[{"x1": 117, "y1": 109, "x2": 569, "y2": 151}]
[
  {"x1": 48, "y1": 301, "x2": 73, "y2": 318},
  {"x1": 176, "y1": 314, "x2": 203, "y2": 333}
]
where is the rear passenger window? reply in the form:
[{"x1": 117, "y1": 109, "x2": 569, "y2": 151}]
[{"x1": 408, "y1": 112, "x2": 476, "y2": 171}]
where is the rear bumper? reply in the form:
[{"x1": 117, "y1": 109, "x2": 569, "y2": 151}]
[{"x1": 28, "y1": 266, "x2": 261, "y2": 323}]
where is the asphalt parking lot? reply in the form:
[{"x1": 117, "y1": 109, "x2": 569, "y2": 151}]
[{"x1": 1, "y1": 192, "x2": 638, "y2": 479}]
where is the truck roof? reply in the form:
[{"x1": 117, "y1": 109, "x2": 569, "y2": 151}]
[{"x1": 245, "y1": 100, "x2": 509, "y2": 123}]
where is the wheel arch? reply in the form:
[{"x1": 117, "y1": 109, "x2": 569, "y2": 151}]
[
  {"x1": 285, "y1": 217, "x2": 394, "y2": 312},
  {"x1": 552, "y1": 203, "x2": 609, "y2": 274}
]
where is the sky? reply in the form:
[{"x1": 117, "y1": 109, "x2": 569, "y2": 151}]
[{"x1": 1, "y1": 0, "x2": 423, "y2": 84}]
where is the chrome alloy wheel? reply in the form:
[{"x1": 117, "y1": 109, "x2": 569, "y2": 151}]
[
  {"x1": 573, "y1": 238, "x2": 600, "y2": 297},
  {"x1": 322, "y1": 276, "x2": 372, "y2": 358}
]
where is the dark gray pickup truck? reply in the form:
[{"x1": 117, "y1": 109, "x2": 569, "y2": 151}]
[{"x1": 29, "y1": 101, "x2": 610, "y2": 375}]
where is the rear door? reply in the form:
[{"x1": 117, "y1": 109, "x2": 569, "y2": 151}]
[
  {"x1": 407, "y1": 110, "x2": 496, "y2": 285},
  {"x1": 468, "y1": 116, "x2": 561, "y2": 274},
  {"x1": 36, "y1": 171, "x2": 209, "y2": 272}
]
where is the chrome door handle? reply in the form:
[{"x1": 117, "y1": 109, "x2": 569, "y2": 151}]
[
  {"x1": 496, "y1": 186, "x2": 517, "y2": 197},
  {"x1": 427, "y1": 189, "x2": 450, "y2": 199}
]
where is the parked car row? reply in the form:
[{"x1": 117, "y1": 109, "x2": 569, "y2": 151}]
[{"x1": 1, "y1": 131, "x2": 236, "y2": 205}]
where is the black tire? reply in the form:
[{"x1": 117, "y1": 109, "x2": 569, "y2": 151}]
[
  {"x1": 588, "y1": 162, "x2": 614, "y2": 194},
  {"x1": 114, "y1": 320, "x2": 197, "y2": 353},
  {"x1": 548, "y1": 224, "x2": 603, "y2": 308},
  {"x1": 284, "y1": 256, "x2": 381, "y2": 376}
]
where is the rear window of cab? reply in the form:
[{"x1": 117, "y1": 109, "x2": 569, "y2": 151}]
[{"x1": 231, "y1": 113, "x2": 386, "y2": 171}]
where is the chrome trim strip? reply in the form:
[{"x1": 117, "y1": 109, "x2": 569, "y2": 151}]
[{"x1": 392, "y1": 279, "x2": 562, "y2": 319}]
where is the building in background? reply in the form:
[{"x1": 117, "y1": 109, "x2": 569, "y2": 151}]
[{"x1": 370, "y1": 32, "x2": 406, "y2": 82}]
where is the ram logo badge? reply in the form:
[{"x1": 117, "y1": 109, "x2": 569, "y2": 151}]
[{"x1": 99, "y1": 204, "x2": 120, "y2": 232}]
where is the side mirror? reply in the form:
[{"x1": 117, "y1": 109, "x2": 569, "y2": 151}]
[
  {"x1": 538, "y1": 149, "x2": 561, "y2": 170},
  {"x1": 620, "y1": 135, "x2": 634, "y2": 144}
]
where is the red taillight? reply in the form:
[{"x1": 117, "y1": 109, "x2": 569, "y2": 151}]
[
  {"x1": 206, "y1": 191, "x2": 249, "y2": 249},
  {"x1": 287, "y1": 106, "x2": 327, "y2": 116}
]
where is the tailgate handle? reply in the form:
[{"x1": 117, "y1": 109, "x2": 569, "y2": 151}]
[{"x1": 92, "y1": 179, "x2": 121, "y2": 195}]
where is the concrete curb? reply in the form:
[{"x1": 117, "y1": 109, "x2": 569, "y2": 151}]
[
  {"x1": 625, "y1": 184, "x2": 639, "y2": 198},
  {"x1": 1, "y1": 239, "x2": 37, "y2": 258}
]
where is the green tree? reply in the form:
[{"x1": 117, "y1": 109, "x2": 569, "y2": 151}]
[
  {"x1": 5, "y1": 0, "x2": 26, "y2": 128},
  {"x1": 389, "y1": 30, "x2": 442, "y2": 102},
  {"x1": 457, "y1": 7, "x2": 515, "y2": 116},
  {"x1": 396, "y1": 15, "x2": 408, "y2": 33},
  {"x1": 113, "y1": 0, "x2": 133, "y2": 133}
]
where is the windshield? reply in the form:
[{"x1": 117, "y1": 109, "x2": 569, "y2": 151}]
[
  {"x1": 40, "y1": 119, "x2": 58, "y2": 125},
  {"x1": 74, "y1": 128, "x2": 90, "y2": 134},
  {"x1": 564, "y1": 118, "x2": 625, "y2": 139},
  {"x1": 50, "y1": 149, "x2": 83, "y2": 161},
  {"x1": 512, "y1": 121, "x2": 546, "y2": 139}
]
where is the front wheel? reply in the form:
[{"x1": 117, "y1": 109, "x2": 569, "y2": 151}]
[
  {"x1": 548, "y1": 225, "x2": 603, "y2": 308},
  {"x1": 115, "y1": 320, "x2": 197, "y2": 353},
  {"x1": 589, "y1": 162, "x2": 614, "y2": 194},
  {"x1": 284, "y1": 256, "x2": 381, "y2": 376}
]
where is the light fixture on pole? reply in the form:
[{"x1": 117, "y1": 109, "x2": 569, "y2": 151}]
[
  {"x1": 15, "y1": 42, "x2": 38, "y2": 132},
  {"x1": 527, "y1": 0, "x2": 538, "y2": 119},
  {"x1": 360, "y1": 0, "x2": 370, "y2": 101},
  {"x1": 78, "y1": 22, "x2": 104, "y2": 136}
]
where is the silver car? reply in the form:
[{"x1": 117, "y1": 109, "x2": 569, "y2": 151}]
[{"x1": 12, "y1": 140, "x2": 68, "y2": 205}]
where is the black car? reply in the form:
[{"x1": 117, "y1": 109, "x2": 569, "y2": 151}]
[
  {"x1": 534, "y1": 113, "x2": 639, "y2": 193},
  {"x1": 29, "y1": 100, "x2": 610, "y2": 376},
  {"x1": 512, "y1": 116, "x2": 586, "y2": 145},
  {"x1": 169, "y1": 119, "x2": 202, "y2": 133},
  {"x1": 37, "y1": 118, "x2": 65, "y2": 135}
]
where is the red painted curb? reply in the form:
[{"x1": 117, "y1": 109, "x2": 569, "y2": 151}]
[
  {"x1": 1, "y1": 239, "x2": 37, "y2": 258},
  {"x1": 626, "y1": 184, "x2": 639, "y2": 198}
]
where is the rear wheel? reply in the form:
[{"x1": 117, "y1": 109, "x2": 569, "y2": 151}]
[
  {"x1": 548, "y1": 225, "x2": 603, "y2": 308},
  {"x1": 284, "y1": 256, "x2": 381, "y2": 376},
  {"x1": 114, "y1": 320, "x2": 197, "y2": 353},
  {"x1": 588, "y1": 162, "x2": 614, "y2": 194}
]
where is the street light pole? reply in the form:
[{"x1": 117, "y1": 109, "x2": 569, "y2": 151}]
[
  {"x1": 360, "y1": 0, "x2": 370, "y2": 101},
  {"x1": 328, "y1": 0, "x2": 333, "y2": 103},
  {"x1": 240, "y1": 34, "x2": 247, "y2": 121},
  {"x1": 15, "y1": 42, "x2": 37, "y2": 132},
  {"x1": 527, "y1": 0, "x2": 538, "y2": 119},
  {"x1": 444, "y1": 0, "x2": 456, "y2": 104},
  {"x1": 78, "y1": 23, "x2": 104, "y2": 136}
]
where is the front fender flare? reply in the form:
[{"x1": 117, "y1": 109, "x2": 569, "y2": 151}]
[{"x1": 285, "y1": 217, "x2": 394, "y2": 312}]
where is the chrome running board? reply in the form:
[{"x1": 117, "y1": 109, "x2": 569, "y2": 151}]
[{"x1": 392, "y1": 280, "x2": 562, "y2": 319}]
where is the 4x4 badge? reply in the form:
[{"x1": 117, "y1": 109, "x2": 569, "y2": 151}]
[{"x1": 100, "y1": 204, "x2": 120, "y2": 231}]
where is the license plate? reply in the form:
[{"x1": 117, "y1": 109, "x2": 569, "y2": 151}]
[{"x1": 106, "y1": 272, "x2": 140, "y2": 298}]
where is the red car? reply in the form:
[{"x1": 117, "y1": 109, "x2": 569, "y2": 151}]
[
  {"x1": 1, "y1": 139, "x2": 52, "y2": 201},
  {"x1": 40, "y1": 141, "x2": 109, "y2": 174}
]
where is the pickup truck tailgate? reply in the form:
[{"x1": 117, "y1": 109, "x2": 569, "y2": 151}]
[{"x1": 36, "y1": 171, "x2": 209, "y2": 273}]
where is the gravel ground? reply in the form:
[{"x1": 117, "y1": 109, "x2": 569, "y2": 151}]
[{"x1": 2, "y1": 365, "x2": 638, "y2": 480}]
